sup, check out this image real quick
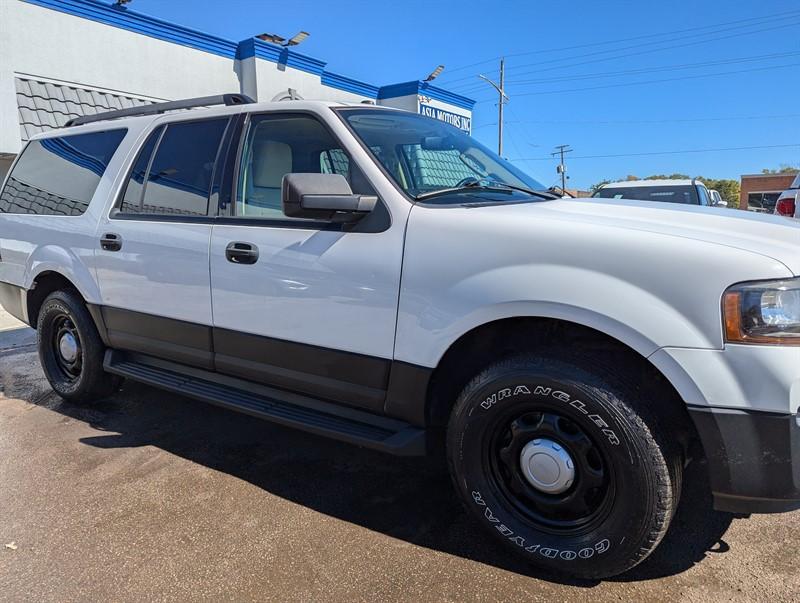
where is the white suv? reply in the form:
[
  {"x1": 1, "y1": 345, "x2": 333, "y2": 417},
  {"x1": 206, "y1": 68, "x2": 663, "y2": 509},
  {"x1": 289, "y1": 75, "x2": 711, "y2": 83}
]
[{"x1": 1, "y1": 95, "x2": 799, "y2": 579}]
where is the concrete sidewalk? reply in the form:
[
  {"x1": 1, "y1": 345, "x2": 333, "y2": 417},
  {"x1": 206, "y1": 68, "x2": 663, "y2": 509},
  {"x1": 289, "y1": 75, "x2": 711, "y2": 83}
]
[{"x1": 0, "y1": 307, "x2": 34, "y2": 351}]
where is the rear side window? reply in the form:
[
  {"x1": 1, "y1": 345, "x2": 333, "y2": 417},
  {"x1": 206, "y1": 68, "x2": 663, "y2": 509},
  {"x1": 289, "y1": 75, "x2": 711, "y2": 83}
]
[
  {"x1": 118, "y1": 118, "x2": 228, "y2": 216},
  {"x1": 594, "y1": 185, "x2": 699, "y2": 205},
  {"x1": 0, "y1": 129, "x2": 126, "y2": 215}
]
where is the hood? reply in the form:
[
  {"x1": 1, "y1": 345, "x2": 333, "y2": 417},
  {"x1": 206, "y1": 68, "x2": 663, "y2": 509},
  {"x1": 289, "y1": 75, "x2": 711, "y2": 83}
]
[{"x1": 500, "y1": 197, "x2": 800, "y2": 275}]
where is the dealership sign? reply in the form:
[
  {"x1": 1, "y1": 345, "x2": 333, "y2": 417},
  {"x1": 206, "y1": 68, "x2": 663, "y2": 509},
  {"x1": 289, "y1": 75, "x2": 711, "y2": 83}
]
[{"x1": 419, "y1": 103, "x2": 471, "y2": 134}]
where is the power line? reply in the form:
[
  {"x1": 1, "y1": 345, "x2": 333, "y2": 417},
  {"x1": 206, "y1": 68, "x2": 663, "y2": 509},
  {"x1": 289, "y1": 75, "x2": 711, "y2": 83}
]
[
  {"x1": 471, "y1": 61, "x2": 800, "y2": 100},
  {"x1": 435, "y1": 8, "x2": 800, "y2": 80},
  {"x1": 505, "y1": 103, "x2": 539, "y2": 147},
  {"x1": 510, "y1": 143, "x2": 800, "y2": 162},
  {"x1": 452, "y1": 50, "x2": 800, "y2": 94},
  {"x1": 472, "y1": 113, "x2": 800, "y2": 128},
  {"x1": 442, "y1": 17, "x2": 800, "y2": 90},
  {"x1": 507, "y1": 18, "x2": 800, "y2": 78}
]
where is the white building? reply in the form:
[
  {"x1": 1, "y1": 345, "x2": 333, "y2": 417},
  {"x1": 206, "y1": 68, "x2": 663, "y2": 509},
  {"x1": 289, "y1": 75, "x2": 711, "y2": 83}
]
[{"x1": 0, "y1": 0, "x2": 475, "y2": 181}]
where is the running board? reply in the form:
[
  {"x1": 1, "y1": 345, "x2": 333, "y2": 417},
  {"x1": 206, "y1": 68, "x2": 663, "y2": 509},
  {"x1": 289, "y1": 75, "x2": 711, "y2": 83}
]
[{"x1": 104, "y1": 350, "x2": 426, "y2": 456}]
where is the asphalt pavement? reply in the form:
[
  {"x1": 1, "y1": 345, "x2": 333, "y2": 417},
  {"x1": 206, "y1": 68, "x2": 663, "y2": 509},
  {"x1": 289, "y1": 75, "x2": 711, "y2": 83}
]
[{"x1": 1, "y1": 308, "x2": 798, "y2": 602}]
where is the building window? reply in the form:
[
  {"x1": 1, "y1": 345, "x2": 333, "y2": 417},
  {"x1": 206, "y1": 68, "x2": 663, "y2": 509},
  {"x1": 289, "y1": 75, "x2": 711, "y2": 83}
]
[{"x1": 747, "y1": 192, "x2": 780, "y2": 212}]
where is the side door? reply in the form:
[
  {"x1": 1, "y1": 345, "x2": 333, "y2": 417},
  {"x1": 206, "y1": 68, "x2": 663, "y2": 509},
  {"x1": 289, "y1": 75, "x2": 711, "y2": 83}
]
[
  {"x1": 209, "y1": 111, "x2": 405, "y2": 413},
  {"x1": 94, "y1": 116, "x2": 233, "y2": 369}
]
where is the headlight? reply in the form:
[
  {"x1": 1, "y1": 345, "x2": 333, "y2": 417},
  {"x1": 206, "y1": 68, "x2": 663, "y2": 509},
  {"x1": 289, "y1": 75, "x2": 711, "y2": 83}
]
[{"x1": 723, "y1": 278, "x2": 800, "y2": 345}]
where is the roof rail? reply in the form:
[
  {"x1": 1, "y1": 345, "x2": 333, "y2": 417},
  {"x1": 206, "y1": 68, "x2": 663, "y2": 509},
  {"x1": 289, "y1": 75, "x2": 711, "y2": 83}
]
[{"x1": 64, "y1": 93, "x2": 255, "y2": 127}]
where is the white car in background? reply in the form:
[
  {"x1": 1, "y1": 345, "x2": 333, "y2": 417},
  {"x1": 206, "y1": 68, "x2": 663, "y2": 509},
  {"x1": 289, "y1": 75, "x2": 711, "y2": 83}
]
[
  {"x1": 593, "y1": 179, "x2": 715, "y2": 206},
  {"x1": 774, "y1": 173, "x2": 800, "y2": 218},
  {"x1": 708, "y1": 189, "x2": 727, "y2": 207}
]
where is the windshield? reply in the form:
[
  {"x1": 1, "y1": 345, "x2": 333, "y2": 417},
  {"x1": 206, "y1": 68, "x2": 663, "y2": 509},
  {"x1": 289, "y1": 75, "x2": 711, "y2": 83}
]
[
  {"x1": 594, "y1": 185, "x2": 700, "y2": 205},
  {"x1": 337, "y1": 108, "x2": 546, "y2": 202}
]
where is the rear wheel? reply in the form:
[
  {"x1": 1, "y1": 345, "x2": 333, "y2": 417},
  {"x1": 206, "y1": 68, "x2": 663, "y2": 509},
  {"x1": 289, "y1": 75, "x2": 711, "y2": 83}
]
[
  {"x1": 447, "y1": 354, "x2": 682, "y2": 579},
  {"x1": 37, "y1": 290, "x2": 121, "y2": 402}
]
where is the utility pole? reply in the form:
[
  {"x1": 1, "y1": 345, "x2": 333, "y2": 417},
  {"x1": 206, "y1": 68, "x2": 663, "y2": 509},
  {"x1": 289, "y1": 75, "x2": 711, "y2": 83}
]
[
  {"x1": 479, "y1": 58, "x2": 508, "y2": 156},
  {"x1": 552, "y1": 144, "x2": 573, "y2": 194}
]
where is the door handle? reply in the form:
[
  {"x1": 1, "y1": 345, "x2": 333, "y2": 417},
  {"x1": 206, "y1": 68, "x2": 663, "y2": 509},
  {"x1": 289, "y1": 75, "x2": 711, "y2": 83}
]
[
  {"x1": 100, "y1": 233, "x2": 122, "y2": 252},
  {"x1": 225, "y1": 241, "x2": 259, "y2": 265}
]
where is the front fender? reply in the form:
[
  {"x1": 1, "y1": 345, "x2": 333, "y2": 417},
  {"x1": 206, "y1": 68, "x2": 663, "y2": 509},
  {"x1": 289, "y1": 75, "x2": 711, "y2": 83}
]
[{"x1": 395, "y1": 203, "x2": 793, "y2": 370}]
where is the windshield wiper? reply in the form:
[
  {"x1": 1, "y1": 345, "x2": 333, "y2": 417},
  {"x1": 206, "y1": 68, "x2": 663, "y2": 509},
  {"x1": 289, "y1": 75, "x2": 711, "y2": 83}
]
[
  {"x1": 489, "y1": 181, "x2": 561, "y2": 200},
  {"x1": 414, "y1": 182, "x2": 513, "y2": 201},
  {"x1": 414, "y1": 180, "x2": 559, "y2": 202}
]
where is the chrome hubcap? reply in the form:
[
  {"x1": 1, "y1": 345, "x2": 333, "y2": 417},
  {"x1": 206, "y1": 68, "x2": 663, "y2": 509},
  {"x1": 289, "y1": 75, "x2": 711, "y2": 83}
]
[
  {"x1": 519, "y1": 437, "x2": 575, "y2": 494},
  {"x1": 58, "y1": 332, "x2": 78, "y2": 363}
]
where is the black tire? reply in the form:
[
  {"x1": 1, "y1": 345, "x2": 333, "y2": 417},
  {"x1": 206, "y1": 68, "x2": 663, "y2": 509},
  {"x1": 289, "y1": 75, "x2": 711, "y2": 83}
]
[
  {"x1": 36, "y1": 289, "x2": 122, "y2": 403},
  {"x1": 447, "y1": 354, "x2": 682, "y2": 579}
]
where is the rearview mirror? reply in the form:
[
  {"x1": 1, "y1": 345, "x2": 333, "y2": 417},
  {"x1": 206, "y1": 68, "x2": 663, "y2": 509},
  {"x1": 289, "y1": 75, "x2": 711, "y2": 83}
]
[
  {"x1": 282, "y1": 173, "x2": 377, "y2": 222},
  {"x1": 422, "y1": 136, "x2": 455, "y2": 151}
]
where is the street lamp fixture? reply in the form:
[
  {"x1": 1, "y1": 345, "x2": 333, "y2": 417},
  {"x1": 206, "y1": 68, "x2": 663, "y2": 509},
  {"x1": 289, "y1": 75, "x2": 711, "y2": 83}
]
[
  {"x1": 424, "y1": 65, "x2": 445, "y2": 81},
  {"x1": 257, "y1": 31, "x2": 310, "y2": 47},
  {"x1": 286, "y1": 31, "x2": 310, "y2": 46}
]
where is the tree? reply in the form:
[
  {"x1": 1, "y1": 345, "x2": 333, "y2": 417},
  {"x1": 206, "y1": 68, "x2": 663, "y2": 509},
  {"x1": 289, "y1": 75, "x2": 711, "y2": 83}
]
[
  {"x1": 644, "y1": 173, "x2": 690, "y2": 180},
  {"x1": 589, "y1": 179, "x2": 611, "y2": 194},
  {"x1": 696, "y1": 177, "x2": 740, "y2": 208},
  {"x1": 761, "y1": 165, "x2": 799, "y2": 175}
]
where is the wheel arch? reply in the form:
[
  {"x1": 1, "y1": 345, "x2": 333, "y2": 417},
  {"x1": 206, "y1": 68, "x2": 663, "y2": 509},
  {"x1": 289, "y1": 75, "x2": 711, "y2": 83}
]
[
  {"x1": 418, "y1": 316, "x2": 700, "y2": 456},
  {"x1": 23, "y1": 244, "x2": 102, "y2": 305},
  {"x1": 26, "y1": 269, "x2": 110, "y2": 346}
]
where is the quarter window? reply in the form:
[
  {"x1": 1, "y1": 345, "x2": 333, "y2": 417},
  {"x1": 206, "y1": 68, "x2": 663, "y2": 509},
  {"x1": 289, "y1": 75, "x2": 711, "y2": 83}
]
[{"x1": 0, "y1": 129, "x2": 126, "y2": 215}]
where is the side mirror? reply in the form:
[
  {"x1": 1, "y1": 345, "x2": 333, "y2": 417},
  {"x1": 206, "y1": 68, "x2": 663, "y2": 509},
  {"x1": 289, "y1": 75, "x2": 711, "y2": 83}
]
[{"x1": 282, "y1": 173, "x2": 377, "y2": 222}]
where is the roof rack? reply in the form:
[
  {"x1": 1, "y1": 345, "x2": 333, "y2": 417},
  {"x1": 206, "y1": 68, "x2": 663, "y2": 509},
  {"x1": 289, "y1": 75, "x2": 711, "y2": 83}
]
[{"x1": 64, "y1": 93, "x2": 255, "y2": 127}]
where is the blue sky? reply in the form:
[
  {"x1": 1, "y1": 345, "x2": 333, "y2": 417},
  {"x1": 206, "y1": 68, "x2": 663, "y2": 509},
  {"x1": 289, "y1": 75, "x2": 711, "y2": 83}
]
[{"x1": 132, "y1": 0, "x2": 799, "y2": 190}]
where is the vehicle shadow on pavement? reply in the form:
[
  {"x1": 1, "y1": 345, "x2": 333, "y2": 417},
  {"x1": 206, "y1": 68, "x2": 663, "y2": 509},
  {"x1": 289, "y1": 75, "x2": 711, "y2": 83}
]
[{"x1": 18, "y1": 378, "x2": 735, "y2": 586}]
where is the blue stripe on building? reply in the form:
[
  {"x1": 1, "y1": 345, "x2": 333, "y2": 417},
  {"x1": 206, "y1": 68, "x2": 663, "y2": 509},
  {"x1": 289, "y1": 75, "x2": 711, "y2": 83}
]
[{"x1": 22, "y1": 0, "x2": 474, "y2": 106}]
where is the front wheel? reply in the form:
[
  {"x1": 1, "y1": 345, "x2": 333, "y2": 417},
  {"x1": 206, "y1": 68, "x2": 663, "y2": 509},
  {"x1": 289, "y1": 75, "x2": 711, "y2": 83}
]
[
  {"x1": 447, "y1": 354, "x2": 682, "y2": 579},
  {"x1": 37, "y1": 289, "x2": 121, "y2": 402}
]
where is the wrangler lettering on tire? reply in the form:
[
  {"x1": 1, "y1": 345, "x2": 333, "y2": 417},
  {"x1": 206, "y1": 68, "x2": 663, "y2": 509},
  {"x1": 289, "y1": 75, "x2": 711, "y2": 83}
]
[{"x1": 447, "y1": 354, "x2": 681, "y2": 579}]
